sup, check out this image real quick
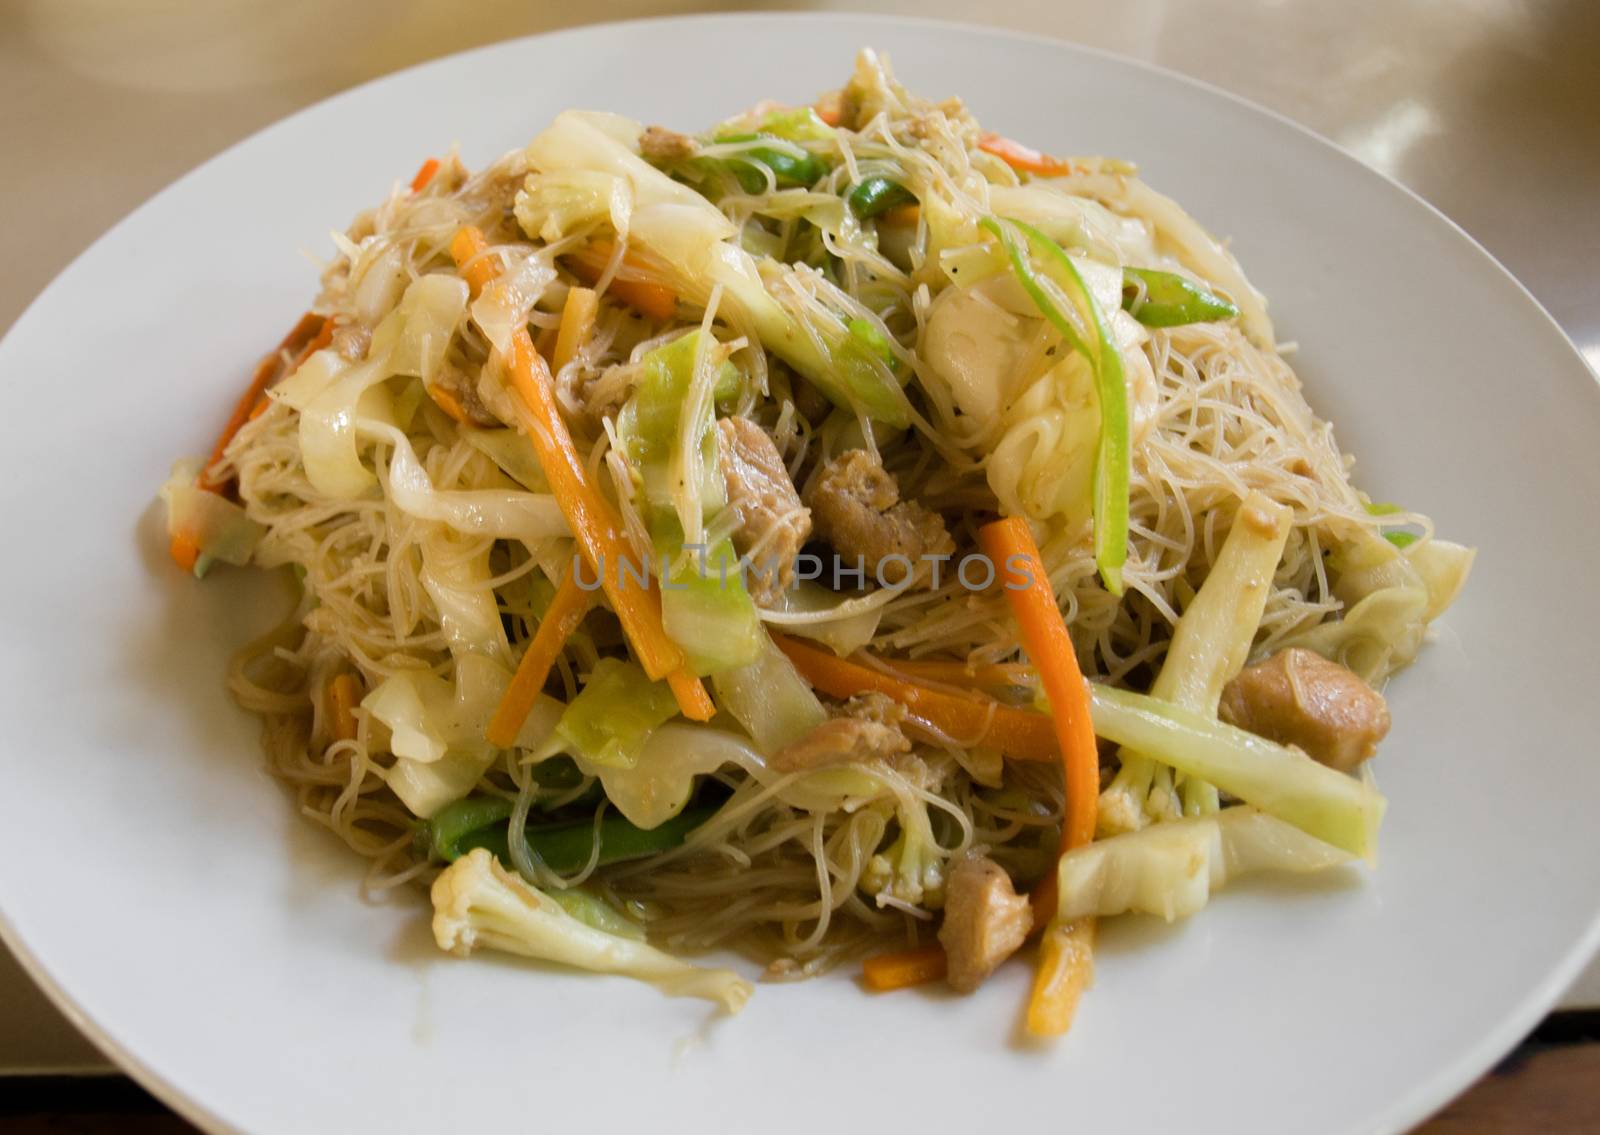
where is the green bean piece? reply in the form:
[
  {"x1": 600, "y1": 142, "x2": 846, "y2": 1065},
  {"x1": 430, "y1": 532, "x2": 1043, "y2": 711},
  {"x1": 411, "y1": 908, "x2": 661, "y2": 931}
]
[{"x1": 846, "y1": 177, "x2": 916, "y2": 218}]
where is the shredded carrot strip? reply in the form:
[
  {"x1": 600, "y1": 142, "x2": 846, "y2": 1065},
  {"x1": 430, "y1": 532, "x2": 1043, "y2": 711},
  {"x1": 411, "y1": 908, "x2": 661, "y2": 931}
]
[
  {"x1": 977, "y1": 132, "x2": 1079, "y2": 177},
  {"x1": 426, "y1": 384, "x2": 473, "y2": 425},
  {"x1": 772, "y1": 635, "x2": 1057, "y2": 762},
  {"x1": 565, "y1": 242, "x2": 678, "y2": 322},
  {"x1": 814, "y1": 100, "x2": 843, "y2": 128},
  {"x1": 667, "y1": 669, "x2": 717, "y2": 722},
  {"x1": 1026, "y1": 919, "x2": 1096, "y2": 1036},
  {"x1": 328, "y1": 673, "x2": 361, "y2": 743},
  {"x1": 170, "y1": 312, "x2": 328, "y2": 571},
  {"x1": 862, "y1": 944, "x2": 947, "y2": 991},
  {"x1": 194, "y1": 312, "x2": 325, "y2": 495},
  {"x1": 977, "y1": 517, "x2": 1099, "y2": 1036},
  {"x1": 451, "y1": 228, "x2": 501, "y2": 294},
  {"x1": 882, "y1": 657, "x2": 1036, "y2": 693},
  {"x1": 881, "y1": 203, "x2": 921, "y2": 228},
  {"x1": 552, "y1": 286, "x2": 600, "y2": 372},
  {"x1": 451, "y1": 227, "x2": 705, "y2": 720},
  {"x1": 247, "y1": 396, "x2": 272, "y2": 422},
  {"x1": 978, "y1": 518, "x2": 1097, "y2": 853},
  {"x1": 487, "y1": 573, "x2": 595, "y2": 748},
  {"x1": 169, "y1": 533, "x2": 201, "y2": 574},
  {"x1": 409, "y1": 157, "x2": 441, "y2": 193}
]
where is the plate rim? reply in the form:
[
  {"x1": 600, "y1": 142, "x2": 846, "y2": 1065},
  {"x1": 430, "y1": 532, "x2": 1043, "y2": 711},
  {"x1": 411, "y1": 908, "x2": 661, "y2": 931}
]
[{"x1": 1, "y1": 13, "x2": 1596, "y2": 1134}]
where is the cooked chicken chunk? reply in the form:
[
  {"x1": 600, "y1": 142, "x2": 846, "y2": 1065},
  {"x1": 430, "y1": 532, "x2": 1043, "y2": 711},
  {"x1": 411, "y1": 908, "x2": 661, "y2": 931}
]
[
  {"x1": 716, "y1": 416, "x2": 811, "y2": 603},
  {"x1": 639, "y1": 125, "x2": 700, "y2": 164},
  {"x1": 938, "y1": 854, "x2": 1033, "y2": 993},
  {"x1": 1219, "y1": 647, "x2": 1391, "y2": 773},
  {"x1": 805, "y1": 449, "x2": 955, "y2": 588},
  {"x1": 771, "y1": 693, "x2": 910, "y2": 772}
]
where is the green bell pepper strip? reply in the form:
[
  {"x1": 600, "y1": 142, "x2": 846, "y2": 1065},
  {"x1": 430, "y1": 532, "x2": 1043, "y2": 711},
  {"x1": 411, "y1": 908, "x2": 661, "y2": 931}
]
[
  {"x1": 981, "y1": 216, "x2": 1130, "y2": 595},
  {"x1": 713, "y1": 132, "x2": 829, "y2": 193},
  {"x1": 423, "y1": 797, "x2": 718, "y2": 873},
  {"x1": 846, "y1": 177, "x2": 916, "y2": 219},
  {"x1": 1120, "y1": 267, "x2": 1239, "y2": 328}
]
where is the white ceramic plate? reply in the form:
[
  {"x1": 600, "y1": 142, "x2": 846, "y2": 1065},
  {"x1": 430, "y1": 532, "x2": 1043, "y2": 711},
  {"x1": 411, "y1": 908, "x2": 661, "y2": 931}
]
[{"x1": 2, "y1": 14, "x2": 1598, "y2": 1134}]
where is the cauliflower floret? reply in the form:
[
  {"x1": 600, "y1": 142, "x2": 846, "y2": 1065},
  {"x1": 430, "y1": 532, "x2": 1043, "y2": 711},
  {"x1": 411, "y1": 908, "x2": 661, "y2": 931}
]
[{"x1": 431, "y1": 849, "x2": 752, "y2": 1012}]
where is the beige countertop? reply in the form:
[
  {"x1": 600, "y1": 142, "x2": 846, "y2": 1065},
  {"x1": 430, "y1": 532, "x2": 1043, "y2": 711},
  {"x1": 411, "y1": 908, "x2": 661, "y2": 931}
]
[{"x1": 3, "y1": 0, "x2": 1597, "y2": 1074}]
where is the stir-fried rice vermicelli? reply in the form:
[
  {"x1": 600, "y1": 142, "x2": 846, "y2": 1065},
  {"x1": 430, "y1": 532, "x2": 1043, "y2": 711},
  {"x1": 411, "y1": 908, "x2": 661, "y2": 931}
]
[{"x1": 162, "y1": 50, "x2": 1471, "y2": 1026}]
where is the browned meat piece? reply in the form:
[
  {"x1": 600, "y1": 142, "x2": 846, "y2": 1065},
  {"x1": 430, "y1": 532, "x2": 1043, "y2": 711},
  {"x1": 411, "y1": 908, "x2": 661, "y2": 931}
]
[
  {"x1": 938, "y1": 854, "x2": 1033, "y2": 993},
  {"x1": 639, "y1": 125, "x2": 700, "y2": 164},
  {"x1": 805, "y1": 449, "x2": 955, "y2": 588},
  {"x1": 1219, "y1": 647, "x2": 1391, "y2": 773},
  {"x1": 771, "y1": 694, "x2": 910, "y2": 773},
  {"x1": 716, "y1": 416, "x2": 811, "y2": 603}
]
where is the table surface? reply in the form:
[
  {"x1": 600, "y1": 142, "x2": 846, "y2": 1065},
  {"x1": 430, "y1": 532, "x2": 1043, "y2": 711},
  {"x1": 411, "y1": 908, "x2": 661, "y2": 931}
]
[{"x1": 2, "y1": 0, "x2": 1596, "y2": 1125}]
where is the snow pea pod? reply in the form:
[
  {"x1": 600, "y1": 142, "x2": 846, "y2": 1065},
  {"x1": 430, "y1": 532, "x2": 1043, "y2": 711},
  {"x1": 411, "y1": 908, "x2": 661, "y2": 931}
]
[{"x1": 1121, "y1": 267, "x2": 1239, "y2": 327}]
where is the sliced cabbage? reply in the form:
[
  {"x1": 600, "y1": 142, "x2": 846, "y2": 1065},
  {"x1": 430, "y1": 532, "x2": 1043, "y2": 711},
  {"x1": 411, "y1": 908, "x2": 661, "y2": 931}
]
[
  {"x1": 1284, "y1": 531, "x2": 1475, "y2": 684},
  {"x1": 417, "y1": 525, "x2": 511, "y2": 665},
  {"x1": 370, "y1": 657, "x2": 562, "y2": 819},
  {"x1": 711, "y1": 632, "x2": 828, "y2": 753},
  {"x1": 581, "y1": 723, "x2": 755, "y2": 829},
  {"x1": 469, "y1": 247, "x2": 557, "y2": 357},
  {"x1": 159, "y1": 460, "x2": 264, "y2": 574},
  {"x1": 513, "y1": 168, "x2": 631, "y2": 244},
  {"x1": 756, "y1": 580, "x2": 887, "y2": 656},
  {"x1": 553, "y1": 658, "x2": 680, "y2": 769},
  {"x1": 464, "y1": 428, "x2": 549, "y2": 492},
  {"x1": 617, "y1": 331, "x2": 762, "y2": 673},
  {"x1": 1054, "y1": 807, "x2": 1353, "y2": 923},
  {"x1": 366, "y1": 421, "x2": 566, "y2": 548},
  {"x1": 987, "y1": 184, "x2": 1163, "y2": 267},
  {"x1": 278, "y1": 274, "x2": 469, "y2": 499}
]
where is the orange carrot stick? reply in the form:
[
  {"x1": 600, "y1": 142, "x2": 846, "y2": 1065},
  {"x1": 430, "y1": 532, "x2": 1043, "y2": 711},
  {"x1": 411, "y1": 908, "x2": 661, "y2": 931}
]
[
  {"x1": 880, "y1": 657, "x2": 1036, "y2": 694},
  {"x1": 564, "y1": 242, "x2": 678, "y2": 322},
  {"x1": 169, "y1": 532, "x2": 201, "y2": 574},
  {"x1": 772, "y1": 635, "x2": 1057, "y2": 762},
  {"x1": 552, "y1": 286, "x2": 600, "y2": 372},
  {"x1": 978, "y1": 518, "x2": 1097, "y2": 853},
  {"x1": 1025, "y1": 919, "x2": 1095, "y2": 1036},
  {"x1": 977, "y1": 517, "x2": 1099, "y2": 1037},
  {"x1": 977, "y1": 132, "x2": 1079, "y2": 177},
  {"x1": 487, "y1": 572, "x2": 596, "y2": 748},
  {"x1": 409, "y1": 157, "x2": 441, "y2": 193},
  {"x1": 666, "y1": 669, "x2": 717, "y2": 723},
  {"x1": 328, "y1": 673, "x2": 361, "y2": 743},
  {"x1": 426, "y1": 384, "x2": 473, "y2": 425},
  {"x1": 195, "y1": 312, "x2": 325, "y2": 494},
  {"x1": 450, "y1": 227, "x2": 707, "y2": 720},
  {"x1": 862, "y1": 944, "x2": 947, "y2": 992}
]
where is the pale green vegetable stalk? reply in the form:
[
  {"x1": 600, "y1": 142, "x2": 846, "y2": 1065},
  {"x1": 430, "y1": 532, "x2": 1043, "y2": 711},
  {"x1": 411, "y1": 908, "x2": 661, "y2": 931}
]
[
  {"x1": 1053, "y1": 806, "x2": 1354, "y2": 924},
  {"x1": 1100, "y1": 493, "x2": 1292, "y2": 832},
  {"x1": 1088, "y1": 682, "x2": 1386, "y2": 860},
  {"x1": 432, "y1": 848, "x2": 751, "y2": 1011}
]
